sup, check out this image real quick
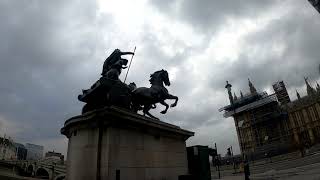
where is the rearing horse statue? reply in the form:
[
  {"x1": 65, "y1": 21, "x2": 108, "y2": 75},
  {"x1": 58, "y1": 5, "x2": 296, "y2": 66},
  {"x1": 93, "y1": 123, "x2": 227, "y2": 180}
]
[{"x1": 131, "y1": 69, "x2": 178, "y2": 119}]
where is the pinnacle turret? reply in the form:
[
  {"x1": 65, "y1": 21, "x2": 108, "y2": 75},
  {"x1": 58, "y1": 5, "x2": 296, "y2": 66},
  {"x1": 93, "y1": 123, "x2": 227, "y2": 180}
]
[
  {"x1": 248, "y1": 78, "x2": 257, "y2": 94},
  {"x1": 305, "y1": 77, "x2": 316, "y2": 96},
  {"x1": 296, "y1": 89, "x2": 301, "y2": 99},
  {"x1": 234, "y1": 93, "x2": 238, "y2": 101}
]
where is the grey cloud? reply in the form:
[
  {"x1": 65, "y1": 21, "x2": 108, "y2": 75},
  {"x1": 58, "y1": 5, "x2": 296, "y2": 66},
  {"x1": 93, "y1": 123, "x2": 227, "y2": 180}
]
[
  {"x1": 0, "y1": 0, "x2": 110, "y2": 152},
  {"x1": 123, "y1": 29, "x2": 226, "y2": 132},
  {"x1": 209, "y1": 8, "x2": 320, "y2": 98},
  {"x1": 1, "y1": 0, "x2": 320, "y2": 157},
  {"x1": 150, "y1": 0, "x2": 278, "y2": 33}
]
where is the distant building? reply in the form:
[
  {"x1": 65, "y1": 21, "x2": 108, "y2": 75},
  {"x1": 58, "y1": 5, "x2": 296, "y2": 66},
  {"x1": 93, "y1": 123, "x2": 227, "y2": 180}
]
[
  {"x1": 26, "y1": 143, "x2": 44, "y2": 160},
  {"x1": 219, "y1": 79, "x2": 290, "y2": 158},
  {"x1": 308, "y1": 0, "x2": 320, "y2": 13},
  {"x1": 220, "y1": 67, "x2": 320, "y2": 158},
  {"x1": 285, "y1": 78, "x2": 320, "y2": 148},
  {"x1": 0, "y1": 136, "x2": 16, "y2": 160},
  {"x1": 14, "y1": 143, "x2": 27, "y2": 160},
  {"x1": 45, "y1": 151, "x2": 64, "y2": 161}
]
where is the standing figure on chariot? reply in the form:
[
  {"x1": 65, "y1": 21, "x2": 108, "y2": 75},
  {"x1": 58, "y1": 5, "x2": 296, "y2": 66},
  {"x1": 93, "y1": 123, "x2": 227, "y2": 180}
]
[{"x1": 101, "y1": 49, "x2": 135, "y2": 79}]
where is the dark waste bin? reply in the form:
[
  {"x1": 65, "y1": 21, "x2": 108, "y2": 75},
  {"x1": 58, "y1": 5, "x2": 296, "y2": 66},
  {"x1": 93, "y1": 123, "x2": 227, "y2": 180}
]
[{"x1": 186, "y1": 145, "x2": 211, "y2": 180}]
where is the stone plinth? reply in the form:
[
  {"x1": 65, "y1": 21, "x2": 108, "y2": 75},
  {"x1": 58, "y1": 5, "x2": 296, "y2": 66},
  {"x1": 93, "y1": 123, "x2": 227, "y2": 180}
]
[{"x1": 61, "y1": 106, "x2": 194, "y2": 180}]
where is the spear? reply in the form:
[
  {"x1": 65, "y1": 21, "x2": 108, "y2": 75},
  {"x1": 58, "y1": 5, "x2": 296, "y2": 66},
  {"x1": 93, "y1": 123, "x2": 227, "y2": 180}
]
[{"x1": 124, "y1": 46, "x2": 136, "y2": 83}]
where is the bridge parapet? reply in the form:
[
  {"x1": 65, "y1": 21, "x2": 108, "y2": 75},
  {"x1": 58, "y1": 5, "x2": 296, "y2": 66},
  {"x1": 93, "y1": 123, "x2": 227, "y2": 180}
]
[{"x1": 0, "y1": 159, "x2": 66, "y2": 179}]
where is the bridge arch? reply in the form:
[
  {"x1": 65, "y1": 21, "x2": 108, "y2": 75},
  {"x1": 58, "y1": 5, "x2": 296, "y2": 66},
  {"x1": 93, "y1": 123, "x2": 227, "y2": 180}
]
[{"x1": 35, "y1": 167, "x2": 50, "y2": 179}]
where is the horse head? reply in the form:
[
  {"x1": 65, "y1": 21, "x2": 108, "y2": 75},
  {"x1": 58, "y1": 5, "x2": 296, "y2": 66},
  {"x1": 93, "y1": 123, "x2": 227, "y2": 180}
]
[
  {"x1": 161, "y1": 69, "x2": 170, "y2": 86},
  {"x1": 150, "y1": 69, "x2": 171, "y2": 86}
]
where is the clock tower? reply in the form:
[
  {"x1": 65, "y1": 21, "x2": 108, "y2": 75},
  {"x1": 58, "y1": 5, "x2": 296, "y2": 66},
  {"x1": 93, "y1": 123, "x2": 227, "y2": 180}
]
[{"x1": 272, "y1": 81, "x2": 291, "y2": 105}]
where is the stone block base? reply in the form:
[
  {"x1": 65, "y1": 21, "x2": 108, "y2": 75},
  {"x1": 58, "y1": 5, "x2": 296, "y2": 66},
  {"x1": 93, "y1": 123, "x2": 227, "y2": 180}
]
[{"x1": 61, "y1": 107, "x2": 194, "y2": 180}]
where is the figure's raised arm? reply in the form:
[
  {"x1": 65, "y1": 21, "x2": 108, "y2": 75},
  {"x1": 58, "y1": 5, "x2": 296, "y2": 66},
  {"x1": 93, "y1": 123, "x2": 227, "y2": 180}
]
[{"x1": 120, "y1": 51, "x2": 134, "y2": 55}]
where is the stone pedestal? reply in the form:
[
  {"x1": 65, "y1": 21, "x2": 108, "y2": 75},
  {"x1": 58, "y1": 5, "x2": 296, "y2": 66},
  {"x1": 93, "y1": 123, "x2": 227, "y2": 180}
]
[{"x1": 61, "y1": 106, "x2": 194, "y2": 180}]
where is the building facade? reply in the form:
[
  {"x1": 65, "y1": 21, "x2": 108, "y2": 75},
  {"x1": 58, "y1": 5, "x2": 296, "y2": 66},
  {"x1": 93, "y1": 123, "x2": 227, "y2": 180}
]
[
  {"x1": 45, "y1": 151, "x2": 64, "y2": 161},
  {"x1": 285, "y1": 79, "x2": 320, "y2": 148},
  {"x1": 26, "y1": 143, "x2": 44, "y2": 160},
  {"x1": 14, "y1": 143, "x2": 27, "y2": 160},
  {"x1": 220, "y1": 67, "x2": 320, "y2": 157},
  {"x1": 219, "y1": 80, "x2": 291, "y2": 157}
]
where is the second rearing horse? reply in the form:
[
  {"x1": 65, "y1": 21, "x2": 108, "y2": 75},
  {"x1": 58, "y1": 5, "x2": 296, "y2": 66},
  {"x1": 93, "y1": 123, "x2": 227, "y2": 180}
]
[{"x1": 131, "y1": 69, "x2": 178, "y2": 119}]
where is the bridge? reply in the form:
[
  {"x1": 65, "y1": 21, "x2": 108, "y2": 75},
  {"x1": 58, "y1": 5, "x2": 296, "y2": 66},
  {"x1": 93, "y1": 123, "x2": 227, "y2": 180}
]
[{"x1": 0, "y1": 159, "x2": 66, "y2": 180}]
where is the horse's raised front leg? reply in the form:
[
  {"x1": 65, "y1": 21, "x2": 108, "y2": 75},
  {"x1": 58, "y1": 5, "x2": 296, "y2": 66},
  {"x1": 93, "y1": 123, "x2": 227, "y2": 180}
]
[
  {"x1": 143, "y1": 104, "x2": 159, "y2": 120},
  {"x1": 167, "y1": 94, "x2": 178, "y2": 107},
  {"x1": 160, "y1": 100, "x2": 169, "y2": 114}
]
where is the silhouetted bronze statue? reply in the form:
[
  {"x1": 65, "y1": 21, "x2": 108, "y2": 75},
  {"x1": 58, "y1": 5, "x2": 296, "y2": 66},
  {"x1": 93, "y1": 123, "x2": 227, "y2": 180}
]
[
  {"x1": 131, "y1": 69, "x2": 178, "y2": 119},
  {"x1": 78, "y1": 49, "x2": 178, "y2": 120},
  {"x1": 79, "y1": 49, "x2": 134, "y2": 113},
  {"x1": 101, "y1": 49, "x2": 134, "y2": 80}
]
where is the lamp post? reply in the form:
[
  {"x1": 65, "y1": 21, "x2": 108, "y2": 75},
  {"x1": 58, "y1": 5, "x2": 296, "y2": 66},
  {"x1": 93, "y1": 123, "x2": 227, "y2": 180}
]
[
  {"x1": 231, "y1": 146, "x2": 236, "y2": 173},
  {"x1": 215, "y1": 143, "x2": 221, "y2": 179}
]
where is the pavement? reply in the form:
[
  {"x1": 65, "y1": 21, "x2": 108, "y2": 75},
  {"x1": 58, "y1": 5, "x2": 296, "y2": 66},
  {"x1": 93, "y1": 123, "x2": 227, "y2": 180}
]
[
  {"x1": 0, "y1": 168, "x2": 37, "y2": 180},
  {"x1": 212, "y1": 151, "x2": 320, "y2": 180},
  {"x1": 212, "y1": 175, "x2": 244, "y2": 180},
  {"x1": 251, "y1": 162, "x2": 320, "y2": 180}
]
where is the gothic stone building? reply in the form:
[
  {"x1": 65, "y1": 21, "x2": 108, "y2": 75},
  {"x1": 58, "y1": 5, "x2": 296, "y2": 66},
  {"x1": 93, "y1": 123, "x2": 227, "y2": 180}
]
[
  {"x1": 219, "y1": 80, "x2": 290, "y2": 157},
  {"x1": 220, "y1": 76, "x2": 320, "y2": 157},
  {"x1": 285, "y1": 78, "x2": 320, "y2": 148}
]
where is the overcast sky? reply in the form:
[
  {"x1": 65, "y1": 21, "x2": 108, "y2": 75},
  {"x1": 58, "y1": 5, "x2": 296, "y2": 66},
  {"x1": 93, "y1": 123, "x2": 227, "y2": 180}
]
[{"x1": 0, "y1": 0, "x2": 319, "y2": 156}]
